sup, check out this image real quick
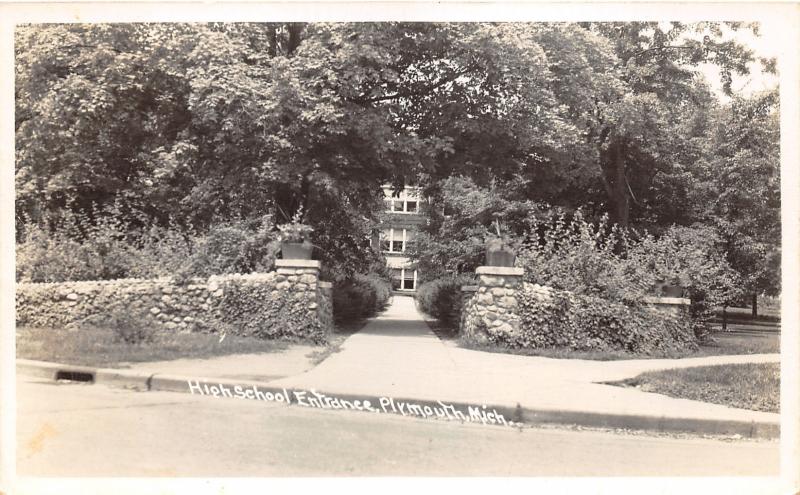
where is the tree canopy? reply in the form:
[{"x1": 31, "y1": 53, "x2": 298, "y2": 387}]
[{"x1": 15, "y1": 22, "x2": 779, "y2": 295}]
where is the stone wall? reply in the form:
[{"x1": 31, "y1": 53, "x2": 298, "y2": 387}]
[
  {"x1": 316, "y1": 281, "x2": 334, "y2": 335},
  {"x1": 643, "y1": 296, "x2": 691, "y2": 318},
  {"x1": 460, "y1": 266, "x2": 524, "y2": 345},
  {"x1": 16, "y1": 260, "x2": 333, "y2": 343},
  {"x1": 460, "y1": 267, "x2": 696, "y2": 352}
]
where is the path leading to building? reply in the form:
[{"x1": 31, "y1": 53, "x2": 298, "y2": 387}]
[
  {"x1": 270, "y1": 295, "x2": 780, "y2": 426},
  {"x1": 18, "y1": 295, "x2": 780, "y2": 435}
]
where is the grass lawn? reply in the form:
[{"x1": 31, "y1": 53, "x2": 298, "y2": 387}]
[
  {"x1": 16, "y1": 325, "x2": 293, "y2": 368},
  {"x1": 608, "y1": 363, "x2": 780, "y2": 413},
  {"x1": 692, "y1": 332, "x2": 779, "y2": 356},
  {"x1": 454, "y1": 331, "x2": 779, "y2": 361},
  {"x1": 17, "y1": 315, "x2": 370, "y2": 369}
]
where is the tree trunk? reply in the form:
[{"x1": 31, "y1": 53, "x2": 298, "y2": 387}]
[
  {"x1": 299, "y1": 173, "x2": 312, "y2": 216},
  {"x1": 722, "y1": 305, "x2": 727, "y2": 331},
  {"x1": 599, "y1": 140, "x2": 630, "y2": 228},
  {"x1": 752, "y1": 293, "x2": 758, "y2": 318},
  {"x1": 613, "y1": 147, "x2": 630, "y2": 228},
  {"x1": 267, "y1": 25, "x2": 278, "y2": 57},
  {"x1": 286, "y1": 23, "x2": 304, "y2": 56}
]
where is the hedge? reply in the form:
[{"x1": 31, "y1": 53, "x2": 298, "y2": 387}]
[
  {"x1": 332, "y1": 274, "x2": 392, "y2": 323},
  {"x1": 507, "y1": 283, "x2": 697, "y2": 354},
  {"x1": 415, "y1": 274, "x2": 476, "y2": 328}
]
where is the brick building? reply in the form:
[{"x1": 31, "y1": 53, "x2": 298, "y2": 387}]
[{"x1": 376, "y1": 185, "x2": 425, "y2": 292}]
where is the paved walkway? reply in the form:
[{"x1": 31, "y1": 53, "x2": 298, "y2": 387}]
[
  {"x1": 270, "y1": 296, "x2": 780, "y2": 425},
  {"x1": 25, "y1": 295, "x2": 777, "y2": 432}
]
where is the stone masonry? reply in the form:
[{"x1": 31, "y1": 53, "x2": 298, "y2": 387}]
[
  {"x1": 460, "y1": 266, "x2": 524, "y2": 345},
  {"x1": 16, "y1": 259, "x2": 333, "y2": 342}
]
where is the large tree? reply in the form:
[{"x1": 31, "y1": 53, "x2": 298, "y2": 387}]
[
  {"x1": 697, "y1": 90, "x2": 781, "y2": 311},
  {"x1": 14, "y1": 23, "x2": 578, "y2": 276},
  {"x1": 568, "y1": 22, "x2": 766, "y2": 228},
  {"x1": 16, "y1": 22, "x2": 779, "y2": 283}
]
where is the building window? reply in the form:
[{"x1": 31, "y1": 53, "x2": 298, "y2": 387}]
[
  {"x1": 403, "y1": 270, "x2": 416, "y2": 290},
  {"x1": 386, "y1": 199, "x2": 419, "y2": 213},
  {"x1": 381, "y1": 228, "x2": 414, "y2": 253},
  {"x1": 384, "y1": 186, "x2": 421, "y2": 214},
  {"x1": 391, "y1": 268, "x2": 418, "y2": 291}
]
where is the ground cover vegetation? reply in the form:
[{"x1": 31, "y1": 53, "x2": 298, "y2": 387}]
[
  {"x1": 16, "y1": 22, "x2": 778, "y2": 343},
  {"x1": 415, "y1": 182, "x2": 762, "y2": 354},
  {"x1": 332, "y1": 273, "x2": 392, "y2": 324},
  {"x1": 609, "y1": 362, "x2": 780, "y2": 412},
  {"x1": 459, "y1": 331, "x2": 779, "y2": 361},
  {"x1": 16, "y1": 324, "x2": 290, "y2": 367}
]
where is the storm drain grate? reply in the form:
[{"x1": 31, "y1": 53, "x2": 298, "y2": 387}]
[{"x1": 55, "y1": 370, "x2": 94, "y2": 383}]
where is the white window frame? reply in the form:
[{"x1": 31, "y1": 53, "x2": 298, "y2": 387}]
[
  {"x1": 388, "y1": 199, "x2": 419, "y2": 214},
  {"x1": 395, "y1": 268, "x2": 418, "y2": 291},
  {"x1": 382, "y1": 228, "x2": 410, "y2": 253},
  {"x1": 383, "y1": 186, "x2": 421, "y2": 214}
]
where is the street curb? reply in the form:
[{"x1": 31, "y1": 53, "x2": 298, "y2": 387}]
[
  {"x1": 16, "y1": 359, "x2": 780, "y2": 439},
  {"x1": 17, "y1": 359, "x2": 151, "y2": 390},
  {"x1": 95, "y1": 368, "x2": 151, "y2": 391}
]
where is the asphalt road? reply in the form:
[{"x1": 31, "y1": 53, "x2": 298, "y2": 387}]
[{"x1": 16, "y1": 374, "x2": 779, "y2": 477}]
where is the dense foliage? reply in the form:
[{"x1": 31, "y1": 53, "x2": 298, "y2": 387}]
[
  {"x1": 332, "y1": 274, "x2": 392, "y2": 323},
  {"x1": 221, "y1": 275, "x2": 330, "y2": 342},
  {"x1": 518, "y1": 211, "x2": 641, "y2": 302},
  {"x1": 415, "y1": 274, "x2": 477, "y2": 327},
  {"x1": 517, "y1": 212, "x2": 741, "y2": 337},
  {"x1": 406, "y1": 24, "x2": 778, "y2": 305},
  {"x1": 410, "y1": 176, "x2": 551, "y2": 279},
  {"x1": 16, "y1": 22, "x2": 779, "y2": 310},
  {"x1": 513, "y1": 285, "x2": 698, "y2": 354},
  {"x1": 697, "y1": 91, "x2": 781, "y2": 306},
  {"x1": 627, "y1": 225, "x2": 742, "y2": 337},
  {"x1": 16, "y1": 204, "x2": 280, "y2": 283}
]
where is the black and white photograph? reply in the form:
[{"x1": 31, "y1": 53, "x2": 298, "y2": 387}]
[{"x1": 1, "y1": 2, "x2": 798, "y2": 493}]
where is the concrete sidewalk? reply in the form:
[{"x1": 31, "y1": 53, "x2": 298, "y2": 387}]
[
  {"x1": 17, "y1": 295, "x2": 781, "y2": 436},
  {"x1": 268, "y1": 296, "x2": 779, "y2": 431}
]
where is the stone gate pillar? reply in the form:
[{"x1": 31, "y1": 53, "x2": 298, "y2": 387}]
[
  {"x1": 461, "y1": 266, "x2": 524, "y2": 344},
  {"x1": 274, "y1": 259, "x2": 333, "y2": 336}
]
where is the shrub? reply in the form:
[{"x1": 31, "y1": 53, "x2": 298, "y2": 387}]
[
  {"x1": 125, "y1": 224, "x2": 196, "y2": 278},
  {"x1": 16, "y1": 209, "x2": 140, "y2": 283},
  {"x1": 15, "y1": 206, "x2": 280, "y2": 283},
  {"x1": 518, "y1": 212, "x2": 742, "y2": 340},
  {"x1": 333, "y1": 273, "x2": 392, "y2": 323},
  {"x1": 415, "y1": 274, "x2": 476, "y2": 328},
  {"x1": 626, "y1": 225, "x2": 742, "y2": 339},
  {"x1": 81, "y1": 307, "x2": 158, "y2": 345},
  {"x1": 510, "y1": 284, "x2": 697, "y2": 354},
  {"x1": 517, "y1": 211, "x2": 647, "y2": 303},
  {"x1": 174, "y1": 216, "x2": 279, "y2": 282}
]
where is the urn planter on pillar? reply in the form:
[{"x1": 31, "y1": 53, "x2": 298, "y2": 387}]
[
  {"x1": 278, "y1": 207, "x2": 315, "y2": 260},
  {"x1": 485, "y1": 238, "x2": 516, "y2": 267},
  {"x1": 484, "y1": 216, "x2": 518, "y2": 267},
  {"x1": 280, "y1": 240, "x2": 314, "y2": 260},
  {"x1": 654, "y1": 277, "x2": 687, "y2": 297}
]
